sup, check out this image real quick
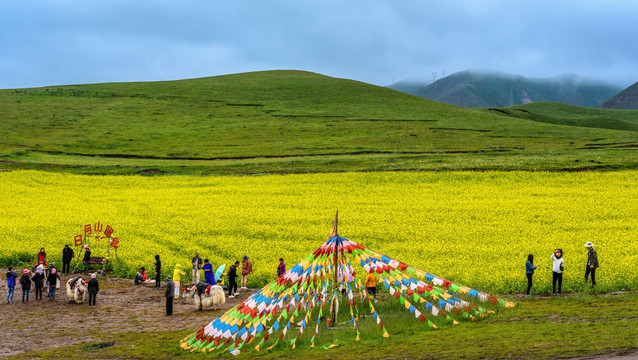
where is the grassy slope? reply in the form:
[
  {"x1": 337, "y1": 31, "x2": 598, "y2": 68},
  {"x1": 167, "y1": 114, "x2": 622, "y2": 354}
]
[
  {"x1": 1, "y1": 70, "x2": 637, "y2": 175},
  {"x1": 10, "y1": 292, "x2": 638, "y2": 359}
]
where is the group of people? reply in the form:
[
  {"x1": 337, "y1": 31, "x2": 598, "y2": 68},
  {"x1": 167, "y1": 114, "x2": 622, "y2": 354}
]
[
  {"x1": 4, "y1": 265, "x2": 62, "y2": 303},
  {"x1": 525, "y1": 241, "x2": 600, "y2": 297}
]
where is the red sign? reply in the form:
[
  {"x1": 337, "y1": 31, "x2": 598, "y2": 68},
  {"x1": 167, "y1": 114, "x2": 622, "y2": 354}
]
[
  {"x1": 74, "y1": 234, "x2": 83, "y2": 247},
  {"x1": 104, "y1": 225, "x2": 113, "y2": 238},
  {"x1": 84, "y1": 224, "x2": 92, "y2": 235}
]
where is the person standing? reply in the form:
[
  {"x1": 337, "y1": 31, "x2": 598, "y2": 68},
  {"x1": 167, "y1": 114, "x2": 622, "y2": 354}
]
[
  {"x1": 584, "y1": 242, "x2": 599, "y2": 286},
  {"x1": 47, "y1": 268, "x2": 61, "y2": 300},
  {"x1": 228, "y1": 261, "x2": 239, "y2": 298},
  {"x1": 32, "y1": 264, "x2": 45, "y2": 300},
  {"x1": 20, "y1": 269, "x2": 31, "y2": 303},
  {"x1": 192, "y1": 253, "x2": 202, "y2": 284},
  {"x1": 154, "y1": 255, "x2": 161, "y2": 289},
  {"x1": 62, "y1": 244, "x2": 74, "y2": 273},
  {"x1": 551, "y1": 249, "x2": 564, "y2": 296},
  {"x1": 87, "y1": 273, "x2": 99, "y2": 307},
  {"x1": 202, "y1": 259, "x2": 215, "y2": 285},
  {"x1": 525, "y1": 254, "x2": 539, "y2": 297},
  {"x1": 365, "y1": 271, "x2": 377, "y2": 301},
  {"x1": 172, "y1": 264, "x2": 186, "y2": 299},
  {"x1": 83, "y1": 245, "x2": 91, "y2": 274},
  {"x1": 277, "y1": 258, "x2": 286, "y2": 277},
  {"x1": 165, "y1": 276, "x2": 175, "y2": 316},
  {"x1": 6, "y1": 267, "x2": 17, "y2": 303},
  {"x1": 241, "y1": 255, "x2": 252, "y2": 290}
]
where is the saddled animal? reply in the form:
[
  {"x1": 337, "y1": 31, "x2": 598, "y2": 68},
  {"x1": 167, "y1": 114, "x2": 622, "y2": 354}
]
[
  {"x1": 188, "y1": 282, "x2": 225, "y2": 311},
  {"x1": 66, "y1": 277, "x2": 88, "y2": 304}
]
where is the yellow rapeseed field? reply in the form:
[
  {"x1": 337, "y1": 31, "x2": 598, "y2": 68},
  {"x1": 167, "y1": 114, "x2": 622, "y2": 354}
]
[{"x1": 1, "y1": 170, "x2": 636, "y2": 294}]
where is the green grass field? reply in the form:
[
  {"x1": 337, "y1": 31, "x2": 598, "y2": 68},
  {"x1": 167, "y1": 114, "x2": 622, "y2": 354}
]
[{"x1": 1, "y1": 70, "x2": 636, "y2": 175}]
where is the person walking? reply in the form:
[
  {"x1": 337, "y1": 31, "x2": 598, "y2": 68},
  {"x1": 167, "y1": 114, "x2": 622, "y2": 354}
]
[
  {"x1": 525, "y1": 254, "x2": 539, "y2": 297},
  {"x1": 154, "y1": 255, "x2": 161, "y2": 289},
  {"x1": 47, "y1": 268, "x2": 61, "y2": 300},
  {"x1": 241, "y1": 255, "x2": 252, "y2": 290},
  {"x1": 202, "y1": 259, "x2": 216, "y2": 285},
  {"x1": 87, "y1": 273, "x2": 99, "y2": 307},
  {"x1": 172, "y1": 264, "x2": 186, "y2": 299},
  {"x1": 20, "y1": 269, "x2": 31, "y2": 303},
  {"x1": 83, "y1": 245, "x2": 91, "y2": 274},
  {"x1": 228, "y1": 261, "x2": 239, "y2": 298},
  {"x1": 62, "y1": 244, "x2": 74, "y2": 273},
  {"x1": 32, "y1": 264, "x2": 46, "y2": 300},
  {"x1": 6, "y1": 267, "x2": 17, "y2": 303},
  {"x1": 551, "y1": 249, "x2": 564, "y2": 296},
  {"x1": 192, "y1": 253, "x2": 202, "y2": 284},
  {"x1": 165, "y1": 276, "x2": 175, "y2": 316},
  {"x1": 277, "y1": 258, "x2": 286, "y2": 277},
  {"x1": 584, "y1": 242, "x2": 599, "y2": 286},
  {"x1": 365, "y1": 271, "x2": 377, "y2": 301}
]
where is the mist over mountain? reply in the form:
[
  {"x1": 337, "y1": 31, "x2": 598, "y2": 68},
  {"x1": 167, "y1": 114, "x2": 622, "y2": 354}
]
[{"x1": 389, "y1": 71, "x2": 624, "y2": 108}]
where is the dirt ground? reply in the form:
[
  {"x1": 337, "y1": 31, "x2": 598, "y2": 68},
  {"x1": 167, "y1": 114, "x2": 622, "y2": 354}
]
[{"x1": 0, "y1": 271, "x2": 254, "y2": 359}]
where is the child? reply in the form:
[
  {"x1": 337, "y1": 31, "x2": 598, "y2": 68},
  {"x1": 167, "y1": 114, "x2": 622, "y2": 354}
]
[
  {"x1": 20, "y1": 269, "x2": 32, "y2": 303},
  {"x1": 6, "y1": 267, "x2": 17, "y2": 303},
  {"x1": 525, "y1": 254, "x2": 539, "y2": 297},
  {"x1": 551, "y1": 249, "x2": 564, "y2": 296},
  {"x1": 203, "y1": 259, "x2": 215, "y2": 285},
  {"x1": 172, "y1": 264, "x2": 186, "y2": 298},
  {"x1": 165, "y1": 276, "x2": 174, "y2": 316},
  {"x1": 47, "y1": 268, "x2": 61, "y2": 300},
  {"x1": 228, "y1": 261, "x2": 239, "y2": 298},
  {"x1": 32, "y1": 264, "x2": 46, "y2": 300},
  {"x1": 241, "y1": 255, "x2": 252, "y2": 289},
  {"x1": 87, "y1": 273, "x2": 99, "y2": 307}
]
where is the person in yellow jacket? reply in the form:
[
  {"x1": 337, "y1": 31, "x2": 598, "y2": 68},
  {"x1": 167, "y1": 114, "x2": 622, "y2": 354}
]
[
  {"x1": 365, "y1": 271, "x2": 377, "y2": 301},
  {"x1": 172, "y1": 264, "x2": 186, "y2": 298}
]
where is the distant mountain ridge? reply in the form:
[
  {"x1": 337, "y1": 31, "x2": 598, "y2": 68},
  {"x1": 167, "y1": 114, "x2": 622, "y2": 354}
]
[
  {"x1": 602, "y1": 82, "x2": 638, "y2": 109},
  {"x1": 393, "y1": 71, "x2": 623, "y2": 108}
]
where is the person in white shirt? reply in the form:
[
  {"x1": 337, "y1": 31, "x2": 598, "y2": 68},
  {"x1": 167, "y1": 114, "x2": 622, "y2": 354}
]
[{"x1": 551, "y1": 249, "x2": 564, "y2": 296}]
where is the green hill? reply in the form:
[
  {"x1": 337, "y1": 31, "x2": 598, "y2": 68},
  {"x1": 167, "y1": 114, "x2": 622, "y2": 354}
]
[
  {"x1": 1, "y1": 70, "x2": 637, "y2": 174},
  {"x1": 413, "y1": 71, "x2": 622, "y2": 108}
]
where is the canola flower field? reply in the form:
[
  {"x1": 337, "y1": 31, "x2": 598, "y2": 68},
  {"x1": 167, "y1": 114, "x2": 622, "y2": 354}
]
[{"x1": 1, "y1": 170, "x2": 636, "y2": 294}]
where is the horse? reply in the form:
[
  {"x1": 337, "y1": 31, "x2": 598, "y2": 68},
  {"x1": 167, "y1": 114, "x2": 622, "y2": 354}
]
[
  {"x1": 187, "y1": 282, "x2": 225, "y2": 311},
  {"x1": 66, "y1": 277, "x2": 88, "y2": 304}
]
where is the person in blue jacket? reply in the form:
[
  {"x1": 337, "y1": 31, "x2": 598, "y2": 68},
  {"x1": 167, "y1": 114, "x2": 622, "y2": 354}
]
[
  {"x1": 202, "y1": 259, "x2": 216, "y2": 285},
  {"x1": 6, "y1": 267, "x2": 18, "y2": 303},
  {"x1": 526, "y1": 254, "x2": 539, "y2": 297}
]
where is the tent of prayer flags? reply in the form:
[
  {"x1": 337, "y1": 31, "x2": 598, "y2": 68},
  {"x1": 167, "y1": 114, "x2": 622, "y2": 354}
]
[{"x1": 180, "y1": 213, "x2": 515, "y2": 355}]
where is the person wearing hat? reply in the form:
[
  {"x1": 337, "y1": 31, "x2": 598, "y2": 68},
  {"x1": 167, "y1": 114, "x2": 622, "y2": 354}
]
[
  {"x1": 165, "y1": 275, "x2": 175, "y2": 316},
  {"x1": 241, "y1": 255, "x2": 252, "y2": 290},
  {"x1": 83, "y1": 245, "x2": 91, "y2": 274},
  {"x1": 87, "y1": 273, "x2": 99, "y2": 307},
  {"x1": 62, "y1": 244, "x2": 74, "y2": 273},
  {"x1": 172, "y1": 264, "x2": 186, "y2": 298},
  {"x1": 32, "y1": 264, "x2": 46, "y2": 300},
  {"x1": 46, "y1": 268, "x2": 61, "y2": 300},
  {"x1": 584, "y1": 242, "x2": 599, "y2": 286},
  {"x1": 19, "y1": 269, "x2": 32, "y2": 303}
]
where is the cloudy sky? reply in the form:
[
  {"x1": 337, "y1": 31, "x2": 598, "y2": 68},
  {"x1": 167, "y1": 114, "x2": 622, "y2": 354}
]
[{"x1": 2, "y1": 0, "x2": 637, "y2": 89}]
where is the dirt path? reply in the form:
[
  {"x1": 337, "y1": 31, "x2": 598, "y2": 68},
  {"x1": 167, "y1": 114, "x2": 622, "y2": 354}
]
[{"x1": 0, "y1": 272, "x2": 254, "y2": 359}]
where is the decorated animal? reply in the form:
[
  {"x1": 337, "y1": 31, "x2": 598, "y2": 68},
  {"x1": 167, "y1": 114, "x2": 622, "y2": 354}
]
[
  {"x1": 66, "y1": 277, "x2": 88, "y2": 303},
  {"x1": 188, "y1": 282, "x2": 225, "y2": 311}
]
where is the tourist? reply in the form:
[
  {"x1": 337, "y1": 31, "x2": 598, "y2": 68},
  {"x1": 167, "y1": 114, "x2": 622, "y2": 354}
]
[
  {"x1": 165, "y1": 276, "x2": 175, "y2": 316},
  {"x1": 62, "y1": 244, "x2": 74, "y2": 273},
  {"x1": 35, "y1": 247, "x2": 47, "y2": 268},
  {"x1": 154, "y1": 255, "x2": 161, "y2": 289},
  {"x1": 47, "y1": 268, "x2": 60, "y2": 300},
  {"x1": 6, "y1": 267, "x2": 17, "y2": 303},
  {"x1": 48, "y1": 262, "x2": 57, "y2": 276},
  {"x1": 19, "y1": 269, "x2": 31, "y2": 303},
  {"x1": 584, "y1": 242, "x2": 599, "y2": 286},
  {"x1": 203, "y1": 259, "x2": 215, "y2": 285},
  {"x1": 551, "y1": 249, "x2": 564, "y2": 296},
  {"x1": 277, "y1": 258, "x2": 286, "y2": 277},
  {"x1": 241, "y1": 255, "x2": 252, "y2": 289},
  {"x1": 365, "y1": 270, "x2": 377, "y2": 300},
  {"x1": 87, "y1": 273, "x2": 99, "y2": 307},
  {"x1": 192, "y1": 252, "x2": 202, "y2": 284},
  {"x1": 525, "y1": 254, "x2": 539, "y2": 297},
  {"x1": 32, "y1": 264, "x2": 45, "y2": 300},
  {"x1": 172, "y1": 264, "x2": 186, "y2": 298},
  {"x1": 83, "y1": 245, "x2": 91, "y2": 274},
  {"x1": 135, "y1": 267, "x2": 148, "y2": 285},
  {"x1": 228, "y1": 261, "x2": 239, "y2": 298}
]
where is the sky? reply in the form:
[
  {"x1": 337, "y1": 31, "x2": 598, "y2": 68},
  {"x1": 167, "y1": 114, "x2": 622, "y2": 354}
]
[{"x1": 2, "y1": 0, "x2": 638, "y2": 89}]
